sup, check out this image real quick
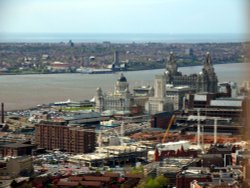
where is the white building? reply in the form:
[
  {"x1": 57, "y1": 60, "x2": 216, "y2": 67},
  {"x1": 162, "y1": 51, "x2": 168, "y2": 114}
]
[
  {"x1": 166, "y1": 85, "x2": 194, "y2": 111},
  {"x1": 146, "y1": 75, "x2": 173, "y2": 114},
  {"x1": 95, "y1": 73, "x2": 134, "y2": 113}
]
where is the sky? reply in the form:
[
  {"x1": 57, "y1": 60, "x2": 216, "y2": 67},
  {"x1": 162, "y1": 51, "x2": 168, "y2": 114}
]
[{"x1": 0, "y1": 0, "x2": 247, "y2": 34}]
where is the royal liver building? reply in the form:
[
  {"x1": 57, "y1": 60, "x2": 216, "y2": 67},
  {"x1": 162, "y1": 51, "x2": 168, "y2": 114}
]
[{"x1": 164, "y1": 52, "x2": 218, "y2": 93}]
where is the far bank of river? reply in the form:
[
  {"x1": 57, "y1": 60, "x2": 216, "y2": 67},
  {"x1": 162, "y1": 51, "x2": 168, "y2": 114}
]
[
  {"x1": 0, "y1": 63, "x2": 249, "y2": 111},
  {"x1": 0, "y1": 62, "x2": 246, "y2": 76}
]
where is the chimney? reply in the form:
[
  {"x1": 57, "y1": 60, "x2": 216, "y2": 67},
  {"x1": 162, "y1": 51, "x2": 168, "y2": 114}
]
[
  {"x1": 114, "y1": 50, "x2": 119, "y2": 64},
  {"x1": 214, "y1": 118, "x2": 218, "y2": 144},
  {"x1": 1, "y1": 103, "x2": 4, "y2": 123}
]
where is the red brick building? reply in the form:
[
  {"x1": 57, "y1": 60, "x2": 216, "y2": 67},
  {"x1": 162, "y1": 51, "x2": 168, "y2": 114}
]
[
  {"x1": 35, "y1": 123, "x2": 96, "y2": 153},
  {"x1": 176, "y1": 167, "x2": 212, "y2": 188},
  {"x1": 1, "y1": 143, "x2": 36, "y2": 157}
]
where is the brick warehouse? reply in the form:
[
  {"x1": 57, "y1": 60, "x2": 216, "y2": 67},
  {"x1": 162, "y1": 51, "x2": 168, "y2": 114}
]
[{"x1": 35, "y1": 122, "x2": 96, "y2": 153}]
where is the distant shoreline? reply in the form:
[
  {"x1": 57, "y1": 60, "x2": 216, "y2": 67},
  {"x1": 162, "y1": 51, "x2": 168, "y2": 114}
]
[
  {"x1": 0, "y1": 61, "x2": 246, "y2": 76},
  {"x1": 0, "y1": 33, "x2": 247, "y2": 43}
]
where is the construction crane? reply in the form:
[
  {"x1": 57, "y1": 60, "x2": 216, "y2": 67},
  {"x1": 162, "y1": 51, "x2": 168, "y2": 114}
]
[{"x1": 161, "y1": 115, "x2": 175, "y2": 143}]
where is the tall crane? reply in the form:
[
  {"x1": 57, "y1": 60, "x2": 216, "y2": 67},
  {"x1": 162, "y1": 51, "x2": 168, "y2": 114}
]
[{"x1": 161, "y1": 115, "x2": 175, "y2": 143}]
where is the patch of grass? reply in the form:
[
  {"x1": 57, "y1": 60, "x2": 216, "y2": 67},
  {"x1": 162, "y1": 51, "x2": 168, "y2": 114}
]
[{"x1": 62, "y1": 106, "x2": 94, "y2": 111}]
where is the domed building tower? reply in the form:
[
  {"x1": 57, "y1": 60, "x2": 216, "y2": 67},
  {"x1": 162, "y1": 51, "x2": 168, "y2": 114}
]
[
  {"x1": 114, "y1": 73, "x2": 130, "y2": 96},
  {"x1": 198, "y1": 52, "x2": 218, "y2": 92},
  {"x1": 95, "y1": 73, "x2": 134, "y2": 114},
  {"x1": 166, "y1": 52, "x2": 178, "y2": 75},
  {"x1": 165, "y1": 52, "x2": 182, "y2": 84}
]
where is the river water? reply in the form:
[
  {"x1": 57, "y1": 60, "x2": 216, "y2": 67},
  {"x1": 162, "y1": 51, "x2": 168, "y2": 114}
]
[{"x1": 0, "y1": 63, "x2": 249, "y2": 110}]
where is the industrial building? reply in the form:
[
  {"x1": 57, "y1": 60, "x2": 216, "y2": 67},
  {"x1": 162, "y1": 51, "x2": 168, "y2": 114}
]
[
  {"x1": 68, "y1": 145, "x2": 149, "y2": 167},
  {"x1": 185, "y1": 93, "x2": 244, "y2": 121}
]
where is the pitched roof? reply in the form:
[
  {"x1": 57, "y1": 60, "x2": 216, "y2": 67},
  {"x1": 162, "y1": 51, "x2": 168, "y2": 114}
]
[
  {"x1": 125, "y1": 173, "x2": 143, "y2": 179},
  {"x1": 68, "y1": 176, "x2": 84, "y2": 181},
  {"x1": 80, "y1": 181, "x2": 102, "y2": 187},
  {"x1": 104, "y1": 172, "x2": 120, "y2": 178},
  {"x1": 83, "y1": 176, "x2": 111, "y2": 182},
  {"x1": 57, "y1": 181, "x2": 79, "y2": 187}
]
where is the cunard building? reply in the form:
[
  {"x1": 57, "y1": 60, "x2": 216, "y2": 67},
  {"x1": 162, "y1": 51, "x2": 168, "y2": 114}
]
[{"x1": 165, "y1": 52, "x2": 218, "y2": 93}]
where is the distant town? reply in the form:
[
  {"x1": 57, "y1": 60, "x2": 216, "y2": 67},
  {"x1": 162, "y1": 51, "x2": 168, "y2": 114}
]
[
  {"x1": 0, "y1": 41, "x2": 247, "y2": 75},
  {"x1": 0, "y1": 50, "x2": 250, "y2": 187}
]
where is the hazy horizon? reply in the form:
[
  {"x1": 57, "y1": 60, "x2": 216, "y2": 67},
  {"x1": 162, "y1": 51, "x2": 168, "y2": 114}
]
[{"x1": 0, "y1": 33, "x2": 247, "y2": 43}]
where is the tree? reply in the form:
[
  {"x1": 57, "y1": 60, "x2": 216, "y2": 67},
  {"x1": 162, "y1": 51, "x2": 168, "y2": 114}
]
[
  {"x1": 155, "y1": 175, "x2": 170, "y2": 187},
  {"x1": 145, "y1": 179, "x2": 162, "y2": 188},
  {"x1": 10, "y1": 180, "x2": 18, "y2": 188},
  {"x1": 131, "y1": 165, "x2": 144, "y2": 175},
  {"x1": 136, "y1": 175, "x2": 170, "y2": 188},
  {"x1": 135, "y1": 177, "x2": 150, "y2": 188}
]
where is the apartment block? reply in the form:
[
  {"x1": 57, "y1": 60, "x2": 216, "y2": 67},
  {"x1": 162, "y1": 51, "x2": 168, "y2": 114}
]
[{"x1": 35, "y1": 123, "x2": 96, "y2": 154}]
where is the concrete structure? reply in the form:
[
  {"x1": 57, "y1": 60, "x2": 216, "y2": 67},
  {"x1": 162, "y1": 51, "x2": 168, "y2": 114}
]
[
  {"x1": 35, "y1": 123, "x2": 96, "y2": 153},
  {"x1": 206, "y1": 98, "x2": 243, "y2": 120},
  {"x1": 146, "y1": 75, "x2": 173, "y2": 114},
  {"x1": 68, "y1": 145, "x2": 148, "y2": 167},
  {"x1": 184, "y1": 93, "x2": 244, "y2": 121},
  {"x1": 166, "y1": 85, "x2": 194, "y2": 111},
  {"x1": 165, "y1": 52, "x2": 218, "y2": 93},
  {"x1": 133, "y1": 85, "x2": 154, "y2": 111},
  {"x1": 133, "y1": 85, "x2": 154, "y2": 97},
  {"x1": 0, "y1": 156, "x2": 33, "y2": 177},
  {"x1": 0, "y1": 143, "x2": 36, "y2": 157}
]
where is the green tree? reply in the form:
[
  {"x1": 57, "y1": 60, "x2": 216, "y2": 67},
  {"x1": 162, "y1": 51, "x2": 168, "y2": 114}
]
[
  {"x1": 155, "y1": 175, "x2": 170, "y2": 187},
  {"x1": 45, "y1": 184, "x2": 52, "y2": 188},
  {"x1": 135, "y1": 177, "x2": 152, "y2": 188},
  {"x1": 131, "y1": 165, "x2": 144, "y2": 175},
  {"x1": 136, "y1": 175, "x2": 170, "y2": 188},
  {"x1": 145, "y1": 179, "x2": 161, "y2": 188},
  {"x1": 19, "y1": 182, "x2": 33, "y2": 188}
]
